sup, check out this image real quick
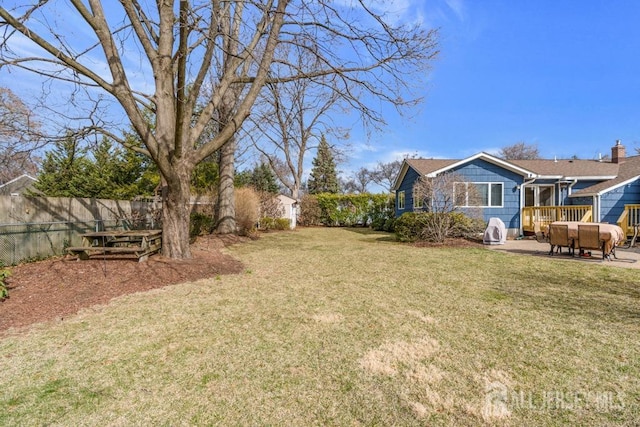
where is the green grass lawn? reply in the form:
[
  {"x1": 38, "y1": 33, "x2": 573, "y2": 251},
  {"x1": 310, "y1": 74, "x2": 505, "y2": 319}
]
[{"x1": 1, "y1": 227, "x2": 639, "y2": 426}]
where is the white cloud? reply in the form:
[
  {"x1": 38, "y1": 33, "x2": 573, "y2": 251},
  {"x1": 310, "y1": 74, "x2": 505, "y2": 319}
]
[
  {"x1": 331, "y1": 0, "x2": 425, "y2": 26},
  {"x1": 444, "y1": 0, "x2": 466, "y2": 22}
]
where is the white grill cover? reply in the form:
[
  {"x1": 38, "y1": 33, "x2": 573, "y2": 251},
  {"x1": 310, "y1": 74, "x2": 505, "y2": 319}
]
[{"x1": 483, "y1": 217, "x2": 506, "y2": 245}]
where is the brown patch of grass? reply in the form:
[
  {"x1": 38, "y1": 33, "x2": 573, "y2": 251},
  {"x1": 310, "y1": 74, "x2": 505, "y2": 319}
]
[
  {"x1": 311, "y1": 312, "x2": 344, "y2": 323},
  {"x1": 359, "y1": 337, "x2": 440, "y2": 376}
]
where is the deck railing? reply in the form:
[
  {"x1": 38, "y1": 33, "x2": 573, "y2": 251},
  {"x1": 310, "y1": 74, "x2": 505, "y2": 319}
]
[
  {"x1": 522, "y1": 205, "x2": 593, "y2": 233},
  {"x1": 616, "y1": 204, "x2": 640, "y2": 237}
]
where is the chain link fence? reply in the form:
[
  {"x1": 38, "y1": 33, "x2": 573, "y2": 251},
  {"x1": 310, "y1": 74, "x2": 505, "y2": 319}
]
[{"x1": 0, "y1": 220, "x2": 126, "y2": 265}]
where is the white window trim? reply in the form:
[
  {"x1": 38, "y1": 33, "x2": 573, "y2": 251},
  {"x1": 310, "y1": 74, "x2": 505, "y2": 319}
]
[
  {"x1": 455, "y1": 182, "x2": 504, "y2": 208},
  {"x1": 413, "y1": 188, "x2": 423, "y2": 209},
  {"x1": 524, "y1": 184, "x2": 555, "y2": 207},
  {"x1": 398, "y1": 190, "x2": 405, "y2": 210}
]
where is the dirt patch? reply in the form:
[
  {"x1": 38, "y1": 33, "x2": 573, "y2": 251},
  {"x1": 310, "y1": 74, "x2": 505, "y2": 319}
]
[{"x1": 0, "y1": 234, "x2": 247, "y2": 335}]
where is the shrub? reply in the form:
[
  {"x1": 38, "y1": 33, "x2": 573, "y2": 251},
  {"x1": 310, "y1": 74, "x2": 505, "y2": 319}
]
[
  {"x1": 448, "y1": 212, "x2": 486, "y2": 238},
  {"x1": 190, "y1": 212, "x2": 215, "y2": 238},
  {"x1": 299, "y1": 194, "x2": 322, "y2": 226},
  {"x1": 260, "y1": 217, "x2": 291, "y2": 231},
  {"x1": 394, "y1": 211, "x2": 484, "y2": 243},
  {"x1": 258, "y1": 191, "x2": 284, "y2": 219},
  {"x1": 383, "y1": 217, "x2": 396, "y2": 232},
  {"x1": 394, "y1": 212, "x2": 429, "y2": 242},
  {"x1": 299, "y1": 193, "x2": 395, "y2": 229},
  {"x1": 0, "y1": 268, "x2": 10, "y2": 300},
  {"x1": 235, "y1": 187, "x2": 260, "y2": 235},
  {"x1": 369, "y1": 194, "x2": 395, "y2": 231}
]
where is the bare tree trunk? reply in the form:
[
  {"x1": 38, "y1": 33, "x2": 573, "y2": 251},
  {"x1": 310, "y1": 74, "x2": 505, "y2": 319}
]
[
  {"x1": 292, "y1": 183, "x2": 301, "y2": 203},
  {"x1": 161, "y1": 167, "x2": 192, "y2": 258},
  {"x1": 216, "y1": 138, "x2": 237, "y2": 234}
]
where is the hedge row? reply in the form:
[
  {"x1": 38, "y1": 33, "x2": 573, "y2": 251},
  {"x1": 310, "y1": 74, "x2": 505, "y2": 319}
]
[{"x1": 299, "y1": 193, "x2": 395, "y2": 231}]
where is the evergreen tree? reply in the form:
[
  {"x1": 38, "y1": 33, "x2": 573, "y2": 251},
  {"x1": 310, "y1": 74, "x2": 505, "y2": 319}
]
[
  {"x1": 32, "y1": 136, "x2": 93, "y2": 197},
  {"x1": 308, "y1": 135, "x2": 339, "y2": 194},
  {"x1": 250, "y1": 162, "x2": 280, "y2": 194},
  {"x1": 33, "y1": 135, "x2": 158, "y2": 199},
  {"x1": 192, "y1": 158, "x2": 219, "y2": 195},
  {"x1": 234, "y1": 169, "x2": 253, "y2": 188}
]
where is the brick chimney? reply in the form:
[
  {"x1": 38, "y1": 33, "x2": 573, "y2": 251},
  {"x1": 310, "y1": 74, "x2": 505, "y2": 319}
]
[{"x1": 612, "y1": 140, "x2": 626, "y2": 163}]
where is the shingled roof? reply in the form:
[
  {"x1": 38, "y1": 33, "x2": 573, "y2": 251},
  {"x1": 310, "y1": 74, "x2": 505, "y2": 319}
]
[
  {"x1": 403, "y1": 153, "x2": 620, "y2": 179},
  {"x1": 510, "y1": 159, "x2": 619, "y2": 178},
  {"x1": 569, "y1": 155, "x2": 640, "y2": 196},
  {"x1": 397, "y1": 152, "x2": 639, "y2": 196},
  {"x1": 0, "y1": 174, "x2": 37, "y2": 195}
]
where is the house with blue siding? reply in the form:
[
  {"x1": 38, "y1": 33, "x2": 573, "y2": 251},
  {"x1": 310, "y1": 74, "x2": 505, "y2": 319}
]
[{"x1": 393, "y1": 141, "x2": 640, "y2": 238}]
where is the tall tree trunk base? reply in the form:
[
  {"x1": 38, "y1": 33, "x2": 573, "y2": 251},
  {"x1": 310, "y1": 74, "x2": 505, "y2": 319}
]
[
  {"x1": 161, "y1": 179, "x2": 193, "y2": 259},
  {"x1": 215, "y1": 138, "x2": 237, "y2": 235},
  {"x1": 216, "y1": 217, "x2": 237, "y2": 234}
]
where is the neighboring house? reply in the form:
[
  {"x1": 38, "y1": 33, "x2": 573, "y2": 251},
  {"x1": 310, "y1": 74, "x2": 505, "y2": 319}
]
[
  {"x1": 0, "y1": 174, "x2": 37, "y2": 196},
  {"x1": 393, "y1": 141, "x2": 640, "y2": 238},
  {"x1": 276, "y1": 194, "x2": 298, "y2": 229}
]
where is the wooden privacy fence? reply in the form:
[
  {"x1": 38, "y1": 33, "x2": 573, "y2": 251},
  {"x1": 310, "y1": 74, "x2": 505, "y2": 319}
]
[{"x1": 0, "y1": 195, "x2": 164, "y2": 265}]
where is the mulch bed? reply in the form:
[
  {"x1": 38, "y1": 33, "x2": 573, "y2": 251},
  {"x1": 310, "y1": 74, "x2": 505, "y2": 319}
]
[{"x1": 0, "y1": 234, "x2": 247, "y2": 336}]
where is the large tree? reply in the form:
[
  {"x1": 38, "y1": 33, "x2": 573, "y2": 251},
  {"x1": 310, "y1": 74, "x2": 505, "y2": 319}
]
[
  {"x1": 0, "y1": 1, "x2": 437, "y2": 259},
  {"x1": 249, "y1": 45, "x2": 344, "y2": 201},
  {"x1": 371, "y1": 159, "x2": 403, "y2": 193},
  {"x1": 343, "y1": 167, "x2": 373, "y2": 194},
  {"x1": 0, "y1": 87, "x2": 42, "y2": 182},
  {"x1": 499, "y1": 142, "x2": 541, "y2": 160}
]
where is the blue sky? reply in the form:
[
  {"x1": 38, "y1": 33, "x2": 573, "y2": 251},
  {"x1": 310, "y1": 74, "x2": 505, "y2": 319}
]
[
  {"x1": 347, "y1": 0, "x2": 640, "y2": 173},
  {"x1": 3, "y1": 1, "x2": 640, "y2": 189}
]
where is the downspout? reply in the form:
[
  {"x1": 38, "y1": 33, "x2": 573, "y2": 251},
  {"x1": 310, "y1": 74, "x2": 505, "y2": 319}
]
[
  {"x1": 555, "y1": 180, "x2": 564, "y2": 206},
  {"x1": 593, "y1": 195, "x2": 600, "y2": 222},
  {"x1": 560, "y1": 178, "x2": 578, "y2": 206},
  {"x1": 519, "y1": 177, "x2": 536, "y2": 236}
]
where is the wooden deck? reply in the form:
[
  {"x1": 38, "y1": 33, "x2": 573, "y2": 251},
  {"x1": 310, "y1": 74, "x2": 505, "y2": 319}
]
[{"x1": 522, "y1": 205, "x2": 592, "y2": 234}]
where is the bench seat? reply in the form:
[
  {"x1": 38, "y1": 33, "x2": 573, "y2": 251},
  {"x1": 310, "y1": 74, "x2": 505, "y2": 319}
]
[{"x1": 67, "y1": 245, "x2": 158, "y2": 262}]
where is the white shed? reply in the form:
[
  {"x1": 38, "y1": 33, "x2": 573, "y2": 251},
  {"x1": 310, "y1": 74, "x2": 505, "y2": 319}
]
[{"x1": 276, "y1": 194, "x2": 298, "y2": 229}]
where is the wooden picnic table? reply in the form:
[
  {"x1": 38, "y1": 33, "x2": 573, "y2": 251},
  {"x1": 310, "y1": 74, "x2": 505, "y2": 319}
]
[{"x1": 67, "y1": 229, "x2": 162, "y2": 262}]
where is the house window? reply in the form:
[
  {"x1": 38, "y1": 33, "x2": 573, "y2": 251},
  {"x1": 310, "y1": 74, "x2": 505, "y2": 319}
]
[
  {"x1": 525, "y1": 185, "x2": 554, "y2": 207},
  {"x1": 455, "y1": 182, "x2": 503, "y2": 207},
  {"x1": 398, "y1": 191, "x2": 405, "y2": 210},
  {"x1": 413, "y1": 188, "x2": 423, "y2": 209}
]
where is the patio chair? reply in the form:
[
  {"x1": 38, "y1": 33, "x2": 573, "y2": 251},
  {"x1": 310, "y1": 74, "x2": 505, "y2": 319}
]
[
  {"x1": 577, "y1": 224, "x2": 603, "y2": 259},
  {"x1": 548, "y1": 224, "x2": 573, "y2": 256}
]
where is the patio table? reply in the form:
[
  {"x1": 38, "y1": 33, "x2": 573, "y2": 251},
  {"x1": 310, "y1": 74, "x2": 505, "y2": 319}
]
[{"x1": 546, "y1": 221, "x2": 624, "y2": 259}]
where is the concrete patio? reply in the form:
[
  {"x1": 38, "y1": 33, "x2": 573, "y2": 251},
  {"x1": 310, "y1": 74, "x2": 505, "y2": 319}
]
[{"x1": 485, "y1": 237, "x2": 640, "y2": 269}]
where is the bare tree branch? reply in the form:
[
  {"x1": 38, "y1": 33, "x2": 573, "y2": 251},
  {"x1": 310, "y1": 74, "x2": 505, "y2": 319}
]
[{"x1": 0, "y1": 1, "x2": 437, "y2": 258}]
